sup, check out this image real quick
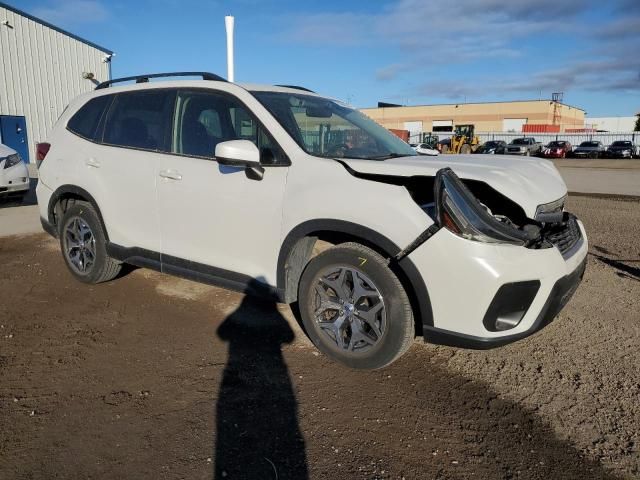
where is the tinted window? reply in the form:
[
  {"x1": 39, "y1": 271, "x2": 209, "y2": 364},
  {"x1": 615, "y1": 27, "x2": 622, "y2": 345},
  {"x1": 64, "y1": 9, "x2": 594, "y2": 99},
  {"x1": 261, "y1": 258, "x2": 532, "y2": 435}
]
[
  {"x1": 173, "y1": 90, "x2": 288, "y2": 165},
  {"x1": 103, "y1": 90, "x2": 175, "y2": 151},
  {"x1": 67, "y1": 95, "x2": 111, "y2": 140}
]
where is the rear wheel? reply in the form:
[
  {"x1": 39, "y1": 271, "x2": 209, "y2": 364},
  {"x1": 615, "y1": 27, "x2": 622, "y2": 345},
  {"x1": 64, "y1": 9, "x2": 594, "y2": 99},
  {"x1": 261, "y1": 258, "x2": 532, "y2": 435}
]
[
  {"x1": 59, "y1": 202, "x2": 121, "y2": 284},
  {"x1": 460, "y1": 144, "x2": 472, "y2": 154},
  {"x1": 298, "y1": 242, "x2": 414, "y2": 369}
]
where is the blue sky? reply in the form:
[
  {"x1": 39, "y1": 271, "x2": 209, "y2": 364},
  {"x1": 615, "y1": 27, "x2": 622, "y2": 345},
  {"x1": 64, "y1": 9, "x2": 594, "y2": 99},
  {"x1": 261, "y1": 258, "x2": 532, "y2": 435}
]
[{"x1": 15, "y1": 0, "x2": 640, "y2": 116}]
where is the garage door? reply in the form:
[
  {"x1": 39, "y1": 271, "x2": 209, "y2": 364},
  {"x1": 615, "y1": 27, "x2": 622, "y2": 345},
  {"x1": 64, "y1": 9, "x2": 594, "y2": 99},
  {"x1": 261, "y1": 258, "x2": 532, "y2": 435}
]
[
  {"x1": 403, "y1": 121, "x2": 423, "y2": 140},
  {"x1": 503, "y1": 118, "x2": 527, "y2": 133}
]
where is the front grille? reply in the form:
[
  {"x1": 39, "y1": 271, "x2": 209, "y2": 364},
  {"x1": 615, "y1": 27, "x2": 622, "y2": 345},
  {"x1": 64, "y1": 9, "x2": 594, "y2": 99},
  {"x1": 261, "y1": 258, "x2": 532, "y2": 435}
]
[{"x1": 543, "y1": 213, "x2": 582, "y2": 257}]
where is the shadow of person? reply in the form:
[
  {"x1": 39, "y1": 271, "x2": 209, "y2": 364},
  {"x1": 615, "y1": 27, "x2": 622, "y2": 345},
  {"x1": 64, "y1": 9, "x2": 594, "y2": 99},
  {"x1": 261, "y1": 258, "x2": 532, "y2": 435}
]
[{"x1": 214, "y1": 279, "x2": 308, "y2": 480}]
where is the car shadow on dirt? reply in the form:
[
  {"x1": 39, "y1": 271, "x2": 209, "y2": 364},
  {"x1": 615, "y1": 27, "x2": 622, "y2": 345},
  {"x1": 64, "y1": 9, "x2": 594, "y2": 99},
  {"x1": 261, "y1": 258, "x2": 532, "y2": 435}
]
[
  {"x1": 591, "y1": 251, "x2": 640, "y2": 281},
  {"x1": 214, "y1": 280, "x2": 309, "y2": 479}
]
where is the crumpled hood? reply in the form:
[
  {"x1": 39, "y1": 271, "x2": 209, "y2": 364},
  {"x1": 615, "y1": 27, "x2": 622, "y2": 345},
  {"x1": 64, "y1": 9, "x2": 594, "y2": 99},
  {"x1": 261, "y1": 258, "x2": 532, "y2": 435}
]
[{"x1": 341, "y1": 154, "x2": 567, "y2": 219}]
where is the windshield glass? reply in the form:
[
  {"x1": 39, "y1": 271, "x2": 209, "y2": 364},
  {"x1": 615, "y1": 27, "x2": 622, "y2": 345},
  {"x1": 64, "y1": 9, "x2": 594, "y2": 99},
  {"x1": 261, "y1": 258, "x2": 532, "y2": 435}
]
[
  {"x1": 511, "y1": 138, "x2": 530, "y2": 145},
  {"x1": 611, "y1": 141, "x2": 631, "y2": 146},
  {"x1": 252, "y1": 91, "x2": 416, "y2": 160},
  {"x1": 548, "y1": 141, "x2": 566, "y2": 148},
  {"x1": 484, "y1": 141, "x2": 500, "y2": 147},
  {"x1": 580, "y1": 141, "x2": 599, "y2": 147}
]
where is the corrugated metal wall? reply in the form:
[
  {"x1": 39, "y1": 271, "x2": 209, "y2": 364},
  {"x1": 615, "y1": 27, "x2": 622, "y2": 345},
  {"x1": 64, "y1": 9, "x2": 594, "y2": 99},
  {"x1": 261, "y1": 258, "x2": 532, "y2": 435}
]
[{"x1": 0, "y1": 5, "x2": 110, "y2": 162}]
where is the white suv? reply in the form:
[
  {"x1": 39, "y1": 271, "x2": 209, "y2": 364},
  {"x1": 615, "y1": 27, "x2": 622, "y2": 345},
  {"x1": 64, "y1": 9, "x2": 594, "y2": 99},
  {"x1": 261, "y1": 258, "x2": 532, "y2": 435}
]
[{"x1": 36, "y1": 72, "x2": 588, "y2": 369}]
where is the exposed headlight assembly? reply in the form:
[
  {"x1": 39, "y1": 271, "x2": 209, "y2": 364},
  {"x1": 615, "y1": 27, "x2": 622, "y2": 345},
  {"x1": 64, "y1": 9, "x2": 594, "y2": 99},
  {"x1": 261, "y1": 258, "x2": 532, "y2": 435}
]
[
  {"x1": 2, "y1": 153, "x2": 22, "y2": 169},
  {"x1": 435, "y1": 168, "x2": 538, "y2": 245},
  {"x1": 535, "y1": 195, "x2": 566, "y2": 224}
]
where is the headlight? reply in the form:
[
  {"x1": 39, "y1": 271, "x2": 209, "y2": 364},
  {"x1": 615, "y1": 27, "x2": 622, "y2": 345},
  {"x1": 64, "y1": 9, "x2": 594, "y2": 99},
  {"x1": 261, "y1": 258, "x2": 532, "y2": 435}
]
[
  {"x1": 434, "y1": 168, "x2": 537, "y2": 245},
  {"x1": 535, "y1": 195, "x2": 566, "y2": 223},
  {"x1": 623, "y1": 149, "x2": 631, "y2": 154},
  {"x1": 487, "y1": 148, "x2": 496, "y2": 154},
  {"x1": 2, "y1": 153, "x2": 22, "y2": 169}
]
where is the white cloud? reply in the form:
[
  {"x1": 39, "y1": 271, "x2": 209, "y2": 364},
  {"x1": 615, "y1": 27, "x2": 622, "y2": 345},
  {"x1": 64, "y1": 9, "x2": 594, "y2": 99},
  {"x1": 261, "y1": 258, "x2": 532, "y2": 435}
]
[{"x1": 32, "y1": 0, "x2": 110, "y2": 26}]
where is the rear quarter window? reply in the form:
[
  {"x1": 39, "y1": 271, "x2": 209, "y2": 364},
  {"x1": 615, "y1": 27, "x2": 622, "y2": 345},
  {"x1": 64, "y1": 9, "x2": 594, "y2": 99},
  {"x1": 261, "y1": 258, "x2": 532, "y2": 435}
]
[{"x1": 67, "y1": 95, "x2": 112, "y2": 140}]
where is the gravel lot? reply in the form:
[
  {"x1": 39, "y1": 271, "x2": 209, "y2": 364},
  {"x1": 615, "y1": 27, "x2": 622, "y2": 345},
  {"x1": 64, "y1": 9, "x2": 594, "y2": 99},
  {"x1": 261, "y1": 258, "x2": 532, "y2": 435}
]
[{"x1": 0, "y1": 194, "x2": 638, "y2": 479}]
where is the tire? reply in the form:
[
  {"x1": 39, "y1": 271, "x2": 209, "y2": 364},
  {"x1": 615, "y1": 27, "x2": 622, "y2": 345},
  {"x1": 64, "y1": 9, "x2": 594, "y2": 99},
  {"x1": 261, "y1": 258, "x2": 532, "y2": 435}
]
[
  {"x1": 460, "y1": 144, "x2": 471, "y2": 155},
  {"x1": 59, "y1": 201, "x2": 121, "y2": 284},
  {"x1": 298, "y1": 242, "x2": 414, "y2": 369},
  {"x1": 441, "y1": 144, "x2": 449, "y2": 154},
  {"x1": 525, "y1": 150, "x2": 530, "y2": 157}
]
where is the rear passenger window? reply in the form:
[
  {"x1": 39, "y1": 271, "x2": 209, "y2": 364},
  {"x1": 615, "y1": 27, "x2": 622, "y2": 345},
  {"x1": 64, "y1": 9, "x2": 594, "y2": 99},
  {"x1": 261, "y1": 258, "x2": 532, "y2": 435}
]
[
  {"x1": 67, "y1": 95, "x2": 111, "y2": 140},
  {"x1": 103, "y1": 90, "x2": 175, "y2": 151}
]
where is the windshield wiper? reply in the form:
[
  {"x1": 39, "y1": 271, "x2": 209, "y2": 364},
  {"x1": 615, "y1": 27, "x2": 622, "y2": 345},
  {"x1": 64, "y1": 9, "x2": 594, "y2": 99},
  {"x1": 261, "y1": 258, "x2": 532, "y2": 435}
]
[{"x1": 366, "y1": 153, "x2": 411, "y2": 160}]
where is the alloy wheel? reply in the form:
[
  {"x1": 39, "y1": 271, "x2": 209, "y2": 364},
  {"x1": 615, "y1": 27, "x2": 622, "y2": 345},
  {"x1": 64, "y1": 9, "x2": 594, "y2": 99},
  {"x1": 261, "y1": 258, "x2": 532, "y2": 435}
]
[
  {"x1": 312, "y1": 266, "x2": 387, "y2": 353},
  {"x1": 64, "y1": 217, "x2": 96, "y2": 274}
]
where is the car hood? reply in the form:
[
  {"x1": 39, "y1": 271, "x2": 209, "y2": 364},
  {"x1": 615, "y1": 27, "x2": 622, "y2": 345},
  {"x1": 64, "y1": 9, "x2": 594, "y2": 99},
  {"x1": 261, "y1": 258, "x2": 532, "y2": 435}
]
[
  {"x1": 341, "y1": 154, "x2": 567, "y2": 219},
  {"x1": 0, "y1": 143, "x2": 17, "y2": 158}
]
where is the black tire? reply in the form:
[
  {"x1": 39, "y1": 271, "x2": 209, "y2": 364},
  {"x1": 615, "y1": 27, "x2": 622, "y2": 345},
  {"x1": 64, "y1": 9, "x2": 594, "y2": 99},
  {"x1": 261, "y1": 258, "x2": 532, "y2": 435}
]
[
  {"x1": 59, "y1": 201, "x2": 121, "y2": 284},
  {"x1": 460, "y1": 144, "x2": 472, "y2": 155},
  {"x1": 298, "y1": 242, "x2": 414, "y2": 369}
]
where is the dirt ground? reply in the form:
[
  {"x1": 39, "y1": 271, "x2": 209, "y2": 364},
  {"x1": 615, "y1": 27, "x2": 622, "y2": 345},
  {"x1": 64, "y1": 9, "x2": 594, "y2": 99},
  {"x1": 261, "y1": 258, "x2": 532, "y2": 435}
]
[{"x1": 0, "y1": 194, "x2": 639, "y2": 480}]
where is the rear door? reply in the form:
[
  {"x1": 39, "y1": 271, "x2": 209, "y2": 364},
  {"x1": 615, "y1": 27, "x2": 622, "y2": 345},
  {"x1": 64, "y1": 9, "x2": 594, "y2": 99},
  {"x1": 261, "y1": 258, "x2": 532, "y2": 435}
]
[
  {"x1": 89, "y1": 89, "x2": 175, "y2": 252},
  {"x1": 156, "y1": 88, "x2": 289, "y2": 287}
]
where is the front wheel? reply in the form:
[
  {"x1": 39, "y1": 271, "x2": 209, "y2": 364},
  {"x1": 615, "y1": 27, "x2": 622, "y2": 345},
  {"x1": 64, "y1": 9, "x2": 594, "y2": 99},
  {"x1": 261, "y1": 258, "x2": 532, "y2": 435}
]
[{"x1": 298, "y1": 242, "x2": 414, "y2": 369}]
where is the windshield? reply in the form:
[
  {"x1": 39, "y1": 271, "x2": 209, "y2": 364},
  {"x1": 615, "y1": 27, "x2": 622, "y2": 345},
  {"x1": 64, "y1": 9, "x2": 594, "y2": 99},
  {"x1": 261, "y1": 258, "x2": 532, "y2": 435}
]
[
  {"x1": 511, "y1": 138, "x2": 531, "y2": 145},
  {"x1": 611, "y1": 141, "x2": 631, "y2": 147},
  {"x1": 484, "y1": 141, "x2": 500, "y2": 147},
  {"x1": 579, "y1": 141, "x2": 599, "y2": 147},
  {"x1": 252, "y1": 91, "x2": 416, "y2": 160},
  {"x1": 548, "y1": 141, "x2": 566, "y2": 148}
]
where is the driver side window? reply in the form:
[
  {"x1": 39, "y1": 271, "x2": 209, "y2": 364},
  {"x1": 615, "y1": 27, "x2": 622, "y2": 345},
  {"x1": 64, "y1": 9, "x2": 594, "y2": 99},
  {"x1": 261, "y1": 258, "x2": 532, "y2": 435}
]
[{"x1": 173, "y1": 90, "x2": 288, "y2": 165}]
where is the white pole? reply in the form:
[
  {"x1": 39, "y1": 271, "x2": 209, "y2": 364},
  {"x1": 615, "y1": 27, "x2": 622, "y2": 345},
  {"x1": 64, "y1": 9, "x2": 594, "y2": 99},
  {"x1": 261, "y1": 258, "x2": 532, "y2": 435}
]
[{"x1": 225, "y1": 15, "x2": 235, "y2": 82}]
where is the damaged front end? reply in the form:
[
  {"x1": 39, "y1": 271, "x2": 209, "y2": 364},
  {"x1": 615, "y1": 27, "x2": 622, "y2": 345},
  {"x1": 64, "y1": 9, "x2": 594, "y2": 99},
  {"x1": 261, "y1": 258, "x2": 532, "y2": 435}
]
[{"x1": 399, "y1": 167, "x2": 583, "y2": 260}]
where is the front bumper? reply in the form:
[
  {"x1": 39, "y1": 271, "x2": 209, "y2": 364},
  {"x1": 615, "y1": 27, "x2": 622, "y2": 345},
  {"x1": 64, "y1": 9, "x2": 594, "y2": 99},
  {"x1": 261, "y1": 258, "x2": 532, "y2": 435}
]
[
  {"x1": 0, "y1": 164, "x2": 30, "y2": 197},
  {"x1": 605, "y1": 151, "x2": 633, "y2": 158},
  {"x1": 409, "y1": 218, "x2": 588, "y2": 349}
]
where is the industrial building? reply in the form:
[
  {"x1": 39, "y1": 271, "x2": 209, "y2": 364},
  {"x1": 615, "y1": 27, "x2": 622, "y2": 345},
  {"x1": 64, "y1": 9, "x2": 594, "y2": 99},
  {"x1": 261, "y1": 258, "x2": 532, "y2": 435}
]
[
  {"x1": 360, "y1": 98, "x2": 586, "y2": 139},
  {"x1": 0, "y1": 2, "x2": 112, "y2": 164}
]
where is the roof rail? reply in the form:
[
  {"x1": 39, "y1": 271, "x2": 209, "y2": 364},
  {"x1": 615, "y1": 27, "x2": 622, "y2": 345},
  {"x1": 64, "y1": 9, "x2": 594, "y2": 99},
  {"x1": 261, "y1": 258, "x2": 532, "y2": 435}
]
[
  {"x1": 275, "y1": 84, "x2": 315, "y2": 93},
  {"x1": 95, "y1": 72, "x2": 227, "y2": 90}
]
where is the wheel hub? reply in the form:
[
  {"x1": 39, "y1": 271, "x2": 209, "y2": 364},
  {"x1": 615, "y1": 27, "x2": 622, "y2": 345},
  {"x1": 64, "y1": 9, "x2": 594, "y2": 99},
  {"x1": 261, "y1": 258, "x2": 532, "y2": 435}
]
[{"x1": 64, "y1": 217, "x2": 96, "y2": 274}]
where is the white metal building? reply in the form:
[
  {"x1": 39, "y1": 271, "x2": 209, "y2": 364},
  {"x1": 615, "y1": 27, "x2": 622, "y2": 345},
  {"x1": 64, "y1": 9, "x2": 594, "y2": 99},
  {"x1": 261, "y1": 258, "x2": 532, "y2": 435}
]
[
  {"x1": 585, "y1": 117, "x2": 637, "y2": 132},
  {"x1": 0, "y1": 2, "x2": 112, "y2": 164}
]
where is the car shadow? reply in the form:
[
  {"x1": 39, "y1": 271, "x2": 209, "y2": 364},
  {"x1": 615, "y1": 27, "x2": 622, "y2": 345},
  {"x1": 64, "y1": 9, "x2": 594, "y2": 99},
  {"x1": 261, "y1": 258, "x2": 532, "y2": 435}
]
[
  {"x1": 0, "y1": 177, "x2": 38, "y2": 209},
  {"x1": 591, "y1": 253, "x2": 640, "y2": 281},
  {"x1": 214, "y1": 279, "x2": 308, "y2": 479}
]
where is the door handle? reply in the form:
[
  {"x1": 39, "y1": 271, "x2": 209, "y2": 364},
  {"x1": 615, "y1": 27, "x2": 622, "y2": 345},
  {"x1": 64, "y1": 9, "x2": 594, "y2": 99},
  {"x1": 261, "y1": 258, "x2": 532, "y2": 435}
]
[
  {"x1": 85, "y1": 158, "x2": 101, "y2": 168},
  {"x1": 159, "y1": 169, "x2": 182, "y2": 181}
]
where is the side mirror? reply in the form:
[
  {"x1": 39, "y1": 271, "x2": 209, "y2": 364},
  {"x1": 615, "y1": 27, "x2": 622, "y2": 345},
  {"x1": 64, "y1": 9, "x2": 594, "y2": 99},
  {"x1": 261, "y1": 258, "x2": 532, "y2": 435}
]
[{"x1": 215, "y1": 140, "x2": 261, "y2": 168}]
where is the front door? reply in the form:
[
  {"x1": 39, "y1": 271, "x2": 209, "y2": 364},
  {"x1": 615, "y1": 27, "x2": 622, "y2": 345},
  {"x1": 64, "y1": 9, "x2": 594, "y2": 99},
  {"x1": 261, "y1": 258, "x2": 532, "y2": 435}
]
[
  {"x1": 0, "y1": 115, "x2": 29, "y2": 163},
  {"x1": 157, "y1": 89, "x2": 289, "y2": 288}
]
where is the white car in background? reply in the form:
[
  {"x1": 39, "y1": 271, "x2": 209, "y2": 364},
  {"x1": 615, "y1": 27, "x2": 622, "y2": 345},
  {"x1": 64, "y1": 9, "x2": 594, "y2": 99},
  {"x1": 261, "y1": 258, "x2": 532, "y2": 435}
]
[
  {"x1": 411, "y1": 143, "x2": 439, "y2": 156},
  {"x1": 0, "y1": 143, "x2": 30, "y2": 201},
  {"x1": 36, "y1": 72, "x2": 587, "y2": 369}
]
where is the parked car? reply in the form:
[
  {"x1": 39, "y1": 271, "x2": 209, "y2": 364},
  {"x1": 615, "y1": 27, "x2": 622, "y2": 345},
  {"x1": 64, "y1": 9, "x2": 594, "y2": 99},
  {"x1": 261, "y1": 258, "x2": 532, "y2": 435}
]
[
  {"x1": 605, "y1": 140, "x2": 637, "y2": 159},
  {"x1": 0, "y1": 143, "x2": 30, "y2": 201},
  {"x1": 541, "y1": 140, "x2": 572, "y2": 159},
  {"x1": 36, "y1": 72, "x2": 588, "y2": 369},
  {"x1": 505, "y1": 137, "x2": 543, "y2": 156},
  {"x1": 475, "y1": 140, "x2": 507, "y2": 154},
  {"x1": 411, "y1": 143, "x2": 439, "y2": 156},
  {"x1": 572, "y1": 141, "x2": 605, "y2": 158}
]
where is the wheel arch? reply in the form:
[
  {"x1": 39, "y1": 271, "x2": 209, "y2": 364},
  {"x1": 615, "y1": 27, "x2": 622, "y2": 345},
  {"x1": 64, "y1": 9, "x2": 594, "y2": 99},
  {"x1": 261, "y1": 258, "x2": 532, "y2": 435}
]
[
  {"x1": 48, "y1": 185, "x2": 108, "y2": 240},
  {"x1": 277, "y1": 219, "x2": 434, "y2": 332}
]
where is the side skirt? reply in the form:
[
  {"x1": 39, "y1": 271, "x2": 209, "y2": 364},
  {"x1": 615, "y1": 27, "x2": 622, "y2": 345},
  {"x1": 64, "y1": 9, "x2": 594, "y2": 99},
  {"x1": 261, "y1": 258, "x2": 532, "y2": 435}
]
[{"x1": 106, "y1": 243, "x2": 283, "y2": 301}]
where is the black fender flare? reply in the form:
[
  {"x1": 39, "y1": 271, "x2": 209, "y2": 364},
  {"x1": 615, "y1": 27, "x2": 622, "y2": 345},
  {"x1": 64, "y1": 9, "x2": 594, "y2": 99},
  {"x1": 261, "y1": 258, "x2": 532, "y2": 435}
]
[
  {"x1": 277, "y1": 219, "x2": 434, "y2": 328},
  {"x1": 47, "y1": 185, "x2": 109, "y2": 240}
]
